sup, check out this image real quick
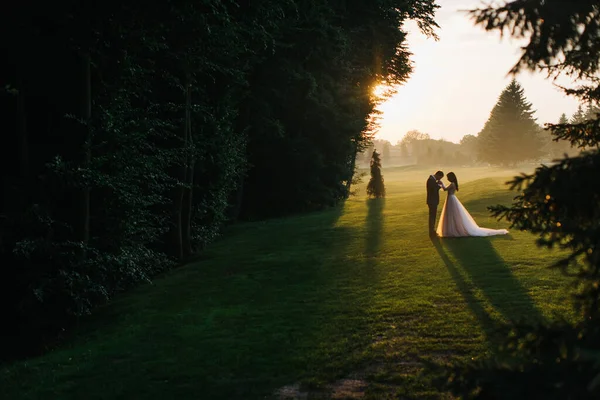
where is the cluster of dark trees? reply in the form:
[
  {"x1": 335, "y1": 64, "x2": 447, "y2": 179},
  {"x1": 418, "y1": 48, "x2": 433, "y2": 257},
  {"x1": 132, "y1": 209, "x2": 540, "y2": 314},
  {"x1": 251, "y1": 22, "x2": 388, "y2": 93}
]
[
  {"x1": 0, "y1": 0, "x2": 439, "y2": 360},
  {"x1": 442, "y1": 1, "x2": 600, "y2": 398}
]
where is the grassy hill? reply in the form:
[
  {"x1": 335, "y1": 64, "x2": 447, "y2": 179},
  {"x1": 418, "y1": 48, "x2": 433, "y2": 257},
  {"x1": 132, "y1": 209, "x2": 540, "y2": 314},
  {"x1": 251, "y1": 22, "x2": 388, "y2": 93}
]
[{"x1": 1, "y1": 166, "x2": 576, "y2": 399}]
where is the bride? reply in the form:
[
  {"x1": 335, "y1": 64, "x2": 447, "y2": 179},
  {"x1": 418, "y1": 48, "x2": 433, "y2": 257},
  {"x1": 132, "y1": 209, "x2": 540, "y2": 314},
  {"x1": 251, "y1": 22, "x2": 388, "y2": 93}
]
[{"x1": 436, "y1": 172, "x2": 509, "y2": 238}]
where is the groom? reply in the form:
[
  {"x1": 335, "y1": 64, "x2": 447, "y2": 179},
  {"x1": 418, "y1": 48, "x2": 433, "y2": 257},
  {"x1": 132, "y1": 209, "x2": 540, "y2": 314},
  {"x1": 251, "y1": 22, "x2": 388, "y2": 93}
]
[{"x1": 426, "y1": 171, "x2": 445, "y2": 237}]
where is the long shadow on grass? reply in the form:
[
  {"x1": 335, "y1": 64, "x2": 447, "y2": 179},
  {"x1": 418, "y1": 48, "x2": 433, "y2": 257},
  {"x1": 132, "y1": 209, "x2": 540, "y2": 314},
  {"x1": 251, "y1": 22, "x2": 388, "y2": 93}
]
[
  {"x1": 432, "y1": 235, "x2": 544, "y2": 345},
  {"x1": 366, "y1": 198, "x2": 385, "y2": 261},
  {"x1": 1, "y1": 205, "x2": 378, "y2": 400},
  {"x1": 442, "y1": 237, "x2": 543, "y2": 324},
  {"x1": 431, "y1": 238, "x2": 503, "y2": 341}
]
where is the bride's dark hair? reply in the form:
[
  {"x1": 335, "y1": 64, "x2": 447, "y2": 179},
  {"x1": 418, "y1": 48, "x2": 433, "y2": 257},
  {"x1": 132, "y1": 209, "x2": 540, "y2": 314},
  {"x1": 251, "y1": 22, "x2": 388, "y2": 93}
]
[{"x1": 447, "y1": 172, "x2": 458, "y2": 191}]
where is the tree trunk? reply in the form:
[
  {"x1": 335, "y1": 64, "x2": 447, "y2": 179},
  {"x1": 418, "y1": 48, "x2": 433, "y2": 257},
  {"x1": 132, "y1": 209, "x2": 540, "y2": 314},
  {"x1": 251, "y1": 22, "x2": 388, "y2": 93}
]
[
  {"x1": 345, "y1": 139, "x2": 358, "y2": 197},
  {"x1": 181, "y1": 77, "x2": 194, "y2": 257},
  {"x1": 78, "y1": 52, "x2": 92, "y2": 258},
  {"x1": 170, "y1": 185, "x2": 184, "y2": 260},
  {"x1": 169, "y1": 74, "x2": 191, "y2": 260}
]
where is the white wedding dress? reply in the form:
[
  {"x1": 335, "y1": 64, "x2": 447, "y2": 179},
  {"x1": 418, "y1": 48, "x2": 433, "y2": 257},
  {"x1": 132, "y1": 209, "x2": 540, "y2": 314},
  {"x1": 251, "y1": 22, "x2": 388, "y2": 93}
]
[{"x1": 436, "y1": 183, "x2": 509, "y2": 238}]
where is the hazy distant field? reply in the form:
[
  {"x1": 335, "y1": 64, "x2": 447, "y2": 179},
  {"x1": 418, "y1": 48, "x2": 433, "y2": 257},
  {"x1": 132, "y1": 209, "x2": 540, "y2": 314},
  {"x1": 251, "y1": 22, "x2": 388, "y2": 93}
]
[{"x1": 1, "y1": 166, "x2": 575, "y2": 399}]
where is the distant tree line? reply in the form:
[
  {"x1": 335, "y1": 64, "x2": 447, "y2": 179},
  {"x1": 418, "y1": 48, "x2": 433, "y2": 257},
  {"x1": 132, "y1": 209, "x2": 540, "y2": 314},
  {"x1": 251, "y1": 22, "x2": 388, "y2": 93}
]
[
  {"x1": 358, "y1": 131, "x2": 475, "y2": 167},
  {"x1": 362, "y1": 80, "x2": 597, "y2": 169},
  {"x1": 0, "y1": 0, "x2": 439, "y2": 360}
]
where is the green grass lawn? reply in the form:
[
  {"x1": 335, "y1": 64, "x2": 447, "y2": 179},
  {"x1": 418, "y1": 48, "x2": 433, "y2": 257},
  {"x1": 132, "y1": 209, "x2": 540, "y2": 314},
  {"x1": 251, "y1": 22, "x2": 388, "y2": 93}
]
[{"x1": 1, "y1": 166, "x2": 577, "y2": 399}]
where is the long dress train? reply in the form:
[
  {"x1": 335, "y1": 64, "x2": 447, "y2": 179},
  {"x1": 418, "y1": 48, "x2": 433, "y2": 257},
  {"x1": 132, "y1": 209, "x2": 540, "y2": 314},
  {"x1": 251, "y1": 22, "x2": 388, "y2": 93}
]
[{"x1": 436, "y1": 183, "x2": 508, "y2": 238}]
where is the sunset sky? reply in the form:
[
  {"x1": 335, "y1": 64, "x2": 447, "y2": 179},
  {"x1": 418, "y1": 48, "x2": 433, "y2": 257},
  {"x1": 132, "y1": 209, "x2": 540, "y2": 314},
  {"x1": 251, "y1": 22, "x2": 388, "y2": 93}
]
[{"x1": 375, "y1": 0, "x2": 581, "y2": 144}]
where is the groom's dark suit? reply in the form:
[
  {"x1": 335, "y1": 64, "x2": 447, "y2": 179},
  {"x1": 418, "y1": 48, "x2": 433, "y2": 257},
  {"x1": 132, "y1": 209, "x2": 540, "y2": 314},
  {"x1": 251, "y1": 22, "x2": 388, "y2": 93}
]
[{"x1": 426, "y1": 175, "x2": 441, "y2": 235}]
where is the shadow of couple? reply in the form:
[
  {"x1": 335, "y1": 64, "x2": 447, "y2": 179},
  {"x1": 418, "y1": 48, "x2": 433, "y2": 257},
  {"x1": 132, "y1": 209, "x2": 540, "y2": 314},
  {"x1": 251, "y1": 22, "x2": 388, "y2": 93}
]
[
  {"x1": 365, "y1": 196, "x2": 543, "y2": 346},
  {"x1": 431, "y1": 235, "x2": 544, "y2": 341}
]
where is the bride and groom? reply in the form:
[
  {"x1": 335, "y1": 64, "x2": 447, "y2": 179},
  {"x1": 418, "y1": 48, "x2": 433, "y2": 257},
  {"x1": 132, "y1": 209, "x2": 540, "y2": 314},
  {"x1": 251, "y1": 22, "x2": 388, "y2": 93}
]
[{"x1": 427, "y1": 171, "x2": 509, "y2": 238}]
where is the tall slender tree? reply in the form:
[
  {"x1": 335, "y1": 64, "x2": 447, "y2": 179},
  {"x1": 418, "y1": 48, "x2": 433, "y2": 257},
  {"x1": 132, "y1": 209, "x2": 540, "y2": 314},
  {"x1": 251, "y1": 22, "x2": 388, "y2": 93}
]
[
  {"x1": 366, "y1": 150, "x2": 385, "y2": 198},
  {"x1": 477, "y1": 79, "x2": 544, "y2": 165},
  {"x1": 571, "y1": 104, "x2": 586, "y2": 123}
]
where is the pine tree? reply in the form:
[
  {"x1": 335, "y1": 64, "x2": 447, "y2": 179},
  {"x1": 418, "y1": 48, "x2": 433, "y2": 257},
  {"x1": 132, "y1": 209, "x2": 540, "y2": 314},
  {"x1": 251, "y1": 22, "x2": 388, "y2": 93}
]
[
  {"x1": 571, "y1": 104, "x2": 586, "y2": 123},
  {"x1": 366, "y1": 150, "x2": 385, "y2": 198},
  {"x1": 445, "y1": 1, "x2": 600, "y2": 398},
  {"x1": 584, "y1": 103, "x2": 600, "y2": 122},
  {"x1": 545, "y1": 113, "x2": 574, "y2": 159},
  {"x1": 477, "y1": 79, "x2": 544, "y2": 166}
]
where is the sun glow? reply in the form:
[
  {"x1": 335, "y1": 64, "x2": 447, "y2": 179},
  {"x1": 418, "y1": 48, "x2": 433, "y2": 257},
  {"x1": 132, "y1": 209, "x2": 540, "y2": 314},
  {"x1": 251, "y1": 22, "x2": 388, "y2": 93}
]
[
  {"x1": 372, "y1": 84, "x2": 397, "y2": 100},
  {"x1": 372, "y1": 84, "x2": 387, "y2": 98},
  {"x1": 371, "y1": 2, "x2": 580, "y2": 145}
]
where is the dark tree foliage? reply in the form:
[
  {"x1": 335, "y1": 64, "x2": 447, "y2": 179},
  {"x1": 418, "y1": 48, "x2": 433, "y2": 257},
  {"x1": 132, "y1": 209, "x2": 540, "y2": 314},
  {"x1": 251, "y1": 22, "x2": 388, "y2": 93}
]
[
  {"x1": 0, "y1": 0, "x2": 438, "y2": 360},
  {"x1": 477, "y1": 79, "x2": 544, "y2": 165},
  {"x1": 366, "y1": 150, "x2": 386, "y2": 198},
  {"x1": 0, "y1": 0, "x2": 251, "y2": 359},
  {"x1": 442, "y1": 1, "x2": 600, "y2": 398},
  {"x1": 238, "y1": 0, "x2": 439, "y2": 218}
]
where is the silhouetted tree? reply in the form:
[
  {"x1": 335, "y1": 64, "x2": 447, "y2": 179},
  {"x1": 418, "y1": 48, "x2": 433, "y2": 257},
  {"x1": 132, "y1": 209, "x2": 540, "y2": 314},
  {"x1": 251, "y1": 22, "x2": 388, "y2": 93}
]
[
  {"x1": 239, "y1": 0, "x2": 440, "y2": 218},
  {"x1": 445, "y1": 1, "x2": 600, "y2": 398},
  {"x1": 571, "y1": 104, "x2": 586, "y2": 124},
  {"x1": 477, "y1": 79, "x2": 544, "y2": 165},
  {"x1": 584, "y1": 103, "x2": 600, "y2": 122},
  {"x1": 366, "y1": 150, "x2": 385, "y2": 198}
]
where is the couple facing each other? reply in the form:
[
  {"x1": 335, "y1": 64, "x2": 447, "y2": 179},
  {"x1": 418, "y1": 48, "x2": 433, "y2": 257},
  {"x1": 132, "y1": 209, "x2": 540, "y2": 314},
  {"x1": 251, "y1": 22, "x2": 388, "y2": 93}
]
[{"x1": 426, "y1": 171, "x2": 509, "y2": 238}]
